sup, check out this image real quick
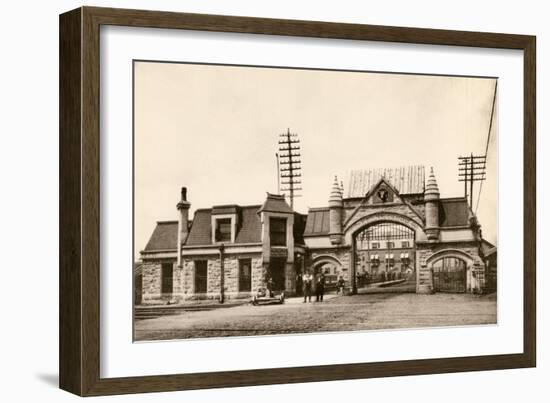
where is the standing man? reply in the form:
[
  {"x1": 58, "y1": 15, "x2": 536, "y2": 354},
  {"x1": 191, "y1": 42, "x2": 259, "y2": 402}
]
[
  {"x1": 302, "y1": 270, "x2": 313, "y2": 303},
  {"x1": 296, "y1": 272, "x2": 303, "y2": 297},
  {"x1": 266, "y1": 275, "x2": 274, "y2": 298},
  {"x1": 316, "y1": 272, "x2": 326, "y2": 302},
  {"x1": 337, "y1": 275, "x2": 345, "y2": 295}
]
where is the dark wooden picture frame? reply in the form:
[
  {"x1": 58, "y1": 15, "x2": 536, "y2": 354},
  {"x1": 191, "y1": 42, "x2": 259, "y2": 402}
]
[{"x1": 59, "y1": 6, "x2": 536, "y2": 396}]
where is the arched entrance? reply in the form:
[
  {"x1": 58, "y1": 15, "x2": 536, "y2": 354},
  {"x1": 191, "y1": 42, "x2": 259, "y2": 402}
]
[
  {"x1": 312, "y1": 256, "x2": 342, "y2": 291},
  {"x1": 432, "y1": 257, "x2": 467, "y2": 293},
  {"x1": 354, "y1": 222, "x2": 416, "y2": 290}
]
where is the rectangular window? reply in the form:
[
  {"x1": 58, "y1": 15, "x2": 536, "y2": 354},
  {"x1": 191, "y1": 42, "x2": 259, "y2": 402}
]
[
  {"x1": 161, "y1": 263, "x2": 173, "y2": 294},
  {"x1": 215, "y1": 218, "x2": 232, "y2": 242},
  {"x1": 194, "y1": 260, "x2": 208, "y2": 293},
  {"x1": 270, "y1": 217, "x2": 287, "y2": 246},
  {"x1": 371, "y1": 242, "x2": 380, "y2": 249},
  {"x1": 401, "y1": 241, "x2": 410, "y2": 248},
  {"x1": 387, "y1": 242, "x2": 395, "y2": 249},
  {"x1": 238, "y1": 259, "x2": 252, "y2": 292}
]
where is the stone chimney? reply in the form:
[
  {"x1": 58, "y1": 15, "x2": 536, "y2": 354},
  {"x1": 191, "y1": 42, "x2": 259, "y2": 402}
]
[
  {"x1": 424, "y1": 167, "x2": 440, "y2": 240},
  {"x1": 329, "y1": 176, "x2": 343, "y2": 245},
  {"x1": 176, "y1": 187, "x2": 191, "y2": 267}
]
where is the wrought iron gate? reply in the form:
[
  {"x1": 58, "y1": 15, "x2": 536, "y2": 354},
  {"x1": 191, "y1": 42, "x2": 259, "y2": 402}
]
[
  {"x1": 355, "y1": 222, "x2": 416, "y2": 288},
  {"x1": 432, "y1": 257, "x2": 467, "y2": 293}
]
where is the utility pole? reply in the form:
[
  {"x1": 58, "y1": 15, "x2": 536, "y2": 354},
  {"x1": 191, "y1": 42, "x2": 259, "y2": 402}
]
[
  {"x1": 275, "y1": 153, "x2": 280, "y2": 194},
  {"x1": 458, "y1": 153, "x2": 486, "y2": 208},
  {"x1": 278, "y1": 128, "x2": 302, "y2": 209}
]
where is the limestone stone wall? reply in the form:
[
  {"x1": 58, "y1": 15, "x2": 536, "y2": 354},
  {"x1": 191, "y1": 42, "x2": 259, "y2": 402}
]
[
  {"x1": 206, "y1": 257, "x2": 222, "y2": 298},
  {"x1": 416, "y1": 242, "x2": 484, "y2": 294},
  {"x1": 178, "y1": 254, "x2": 263, "y2": 301},
  {"x1": 141, "y1": 262, "x2": 161, "y2": 302},
  {"x1": 179, "y1": 259, "x2": 194, "y2": 297},
  {"x1": 251, "y1": 257, "x2": 266, "y2": 293},
  {"x1": 141, "y1": 260, "x2": 180, "y2": 303},
  {"x1": 415, "y1": 248, "x2": 435, "y2": 293},
  {"x1": 309, "y1": 247, "x2": 352, "y2": 283}
]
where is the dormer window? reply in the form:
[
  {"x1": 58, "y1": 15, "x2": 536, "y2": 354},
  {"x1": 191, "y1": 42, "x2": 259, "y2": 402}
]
[
  {"x1": 270, "y1": 217, "x2": 287, "y2": 246},
  {"x1": 211, "y1": 205, "x2": 239, "y2": 244},
  {"x1": 215, "y1": 218, "x2": 232, "y2": 243}
]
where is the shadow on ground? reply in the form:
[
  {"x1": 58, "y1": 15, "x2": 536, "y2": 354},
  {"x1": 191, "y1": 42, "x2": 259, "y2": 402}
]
[{"x1": 35, "y1": 373, "x2": 58, "y2": 388}]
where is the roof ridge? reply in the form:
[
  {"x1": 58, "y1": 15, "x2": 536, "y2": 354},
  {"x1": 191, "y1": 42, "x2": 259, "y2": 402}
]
[
  {"x1": 440, "y1": 197, "x2": 468, "y2": 201},
  {"x1": 347, "y1": 165, "x2": 425, "y2": 198}
]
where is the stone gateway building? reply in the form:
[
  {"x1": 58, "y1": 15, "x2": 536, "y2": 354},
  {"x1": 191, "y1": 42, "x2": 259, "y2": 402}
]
[{"x1": 138, "y1": 166, "x2": 496, "y2": 304}]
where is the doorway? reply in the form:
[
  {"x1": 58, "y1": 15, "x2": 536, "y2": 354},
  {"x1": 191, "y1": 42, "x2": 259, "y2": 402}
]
[
  {"x1": 432, "y1": 257, "x2": 467, "y2": 293},
  {"x1": 269, "y1": 258, "x2": 286, "y2": 292}
]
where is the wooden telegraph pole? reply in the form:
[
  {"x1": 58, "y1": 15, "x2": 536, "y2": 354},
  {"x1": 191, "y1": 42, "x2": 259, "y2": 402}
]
[
  {"x1": 458, "y1": 153, "x2": 486, "y2": 208},
  {"x1": 278, "y1": 128, "x2": 302, "y2": 209}
]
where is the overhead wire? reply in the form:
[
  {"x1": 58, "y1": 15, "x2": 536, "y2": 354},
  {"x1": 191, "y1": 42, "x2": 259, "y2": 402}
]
[{"x1": 475, "y1": 80, "x2": 498, "y2": 215}]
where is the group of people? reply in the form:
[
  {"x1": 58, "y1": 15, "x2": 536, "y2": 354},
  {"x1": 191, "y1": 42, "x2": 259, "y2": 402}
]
[{"x1": 300, "y1": 271, "x2": 346, "y2": 303}]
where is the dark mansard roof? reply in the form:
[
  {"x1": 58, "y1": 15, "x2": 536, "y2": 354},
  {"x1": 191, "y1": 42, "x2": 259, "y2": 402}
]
[
  {"x1": 186, "y1": 205, "x2": 263, "y2": 246},
  {"x1": 143, "y1": 196, "x2": 303, "y2": 252},
  {"x1": 480, "y1": 238, "x2": 497, "y2": 257},
  {"x1": 438, "y1": 198, "x2": 472, "y2": 227},
  {"x1": 143, "y1": 221, "x2": 179, "y2": 251},
  {"x1": 304, "y1": 208, "x2": 330, "y2": 236},
  {"x1": 142, "y1": 205, "x2": 263, "y2": 252},
  {"x1": 258, "y1": 193, "x2": 294, "y2": 214}
]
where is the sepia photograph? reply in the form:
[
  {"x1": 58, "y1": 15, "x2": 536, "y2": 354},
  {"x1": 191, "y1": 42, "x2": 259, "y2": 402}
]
[{"x1": 132, "y1": 60, "x2": 498, "y2": 342}]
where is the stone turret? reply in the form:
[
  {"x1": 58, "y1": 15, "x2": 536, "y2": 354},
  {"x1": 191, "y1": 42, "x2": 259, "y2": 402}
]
[
  {"x1": 176, "y1": 187, "x2": 191, "y2": 267},
  {"x1": 329, "y1": 176, "x2": 343, "y2": 245},
  {"x1": 424, "y1": 168, "x2": 440, "y2": 240}
]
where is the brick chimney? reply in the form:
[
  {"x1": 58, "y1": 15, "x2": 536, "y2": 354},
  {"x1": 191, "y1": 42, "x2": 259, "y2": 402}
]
[{"x1": 176, "y1": 187, "x2": 191, "y2": 267}]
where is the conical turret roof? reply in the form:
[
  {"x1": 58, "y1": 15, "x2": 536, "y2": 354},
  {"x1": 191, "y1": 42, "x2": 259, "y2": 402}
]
[
  {"x1": 425, "y1": 167, "x2": 440, "y2": 199},
  {"x1": 329, "y1": 176, "x2": 343, "y2": 206}
]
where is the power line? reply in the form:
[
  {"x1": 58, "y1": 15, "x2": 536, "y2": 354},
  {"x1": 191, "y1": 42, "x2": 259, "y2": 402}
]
[
  {"x1": 458, "y1": 154, "x2": 487, "y2": 208},
  {"x1": 278, "y1": 128, "x2": 302, "y2": 209},
  {"x1": 475, "y1": 80, "x2": 498, "y2": 214}
]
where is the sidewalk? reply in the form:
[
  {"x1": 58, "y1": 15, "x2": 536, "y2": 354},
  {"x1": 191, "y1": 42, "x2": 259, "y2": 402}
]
[
  {"x1": 285, "y1": 293, "x2": 340, "y2": 305},
  {"x1": 360, "y1": 278, "x2": 415, "y2": 294}
]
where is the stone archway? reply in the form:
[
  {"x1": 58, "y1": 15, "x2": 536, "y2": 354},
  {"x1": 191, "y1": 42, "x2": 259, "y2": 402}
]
[
  {"x1": 345, "y1": 212, "x2": 425, "y2": 244},
  {"x1": 344, "y1": 212, "x2": 425, "y2": 294},
  {"x1": 426, "y1": 249, "x2": 475, "y2": 293},
  {"x1": 425, "y1": 249, "x2": 475, "y2": 266},
  {"x1": 311, "y1": 255, "x2": 342, "y2": 290},
  {"x1": 311, "y1": 254, "x2": 343, "y2": 269}
]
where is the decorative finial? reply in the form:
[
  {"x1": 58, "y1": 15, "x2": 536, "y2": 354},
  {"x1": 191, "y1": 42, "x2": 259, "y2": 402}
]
[
  {"x1": 329, "y1": 174, "x2": 343, "y2": 204},
  {"x1": 425, "y1": 167, "x2": 440, "y2": 197}
]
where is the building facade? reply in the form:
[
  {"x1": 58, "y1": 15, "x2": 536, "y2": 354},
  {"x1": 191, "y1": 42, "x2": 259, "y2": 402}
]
[
  {"x1": 139, "y1": 191, "x2": 307, "y2": 303},
  {"x1": 138, "y1": 166, "x2": 496, "y2": 304}
]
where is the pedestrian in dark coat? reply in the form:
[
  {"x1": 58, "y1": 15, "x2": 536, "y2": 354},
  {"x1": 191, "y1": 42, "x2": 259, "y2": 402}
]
[
  {"x1": 316, "y1": 273, "x2": 326, "y2": 302},
  {"x1": 302, "y1": 271, "x2": 313, "y2": 303},
  {"x1": 337, "y1": 276, "x2": 345, "y2": 295}
]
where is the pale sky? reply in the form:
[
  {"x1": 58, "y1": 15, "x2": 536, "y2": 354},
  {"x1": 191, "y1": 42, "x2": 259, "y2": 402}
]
[{"x1": 134, "y1": 61, "x2": 497, "y2": 259}]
